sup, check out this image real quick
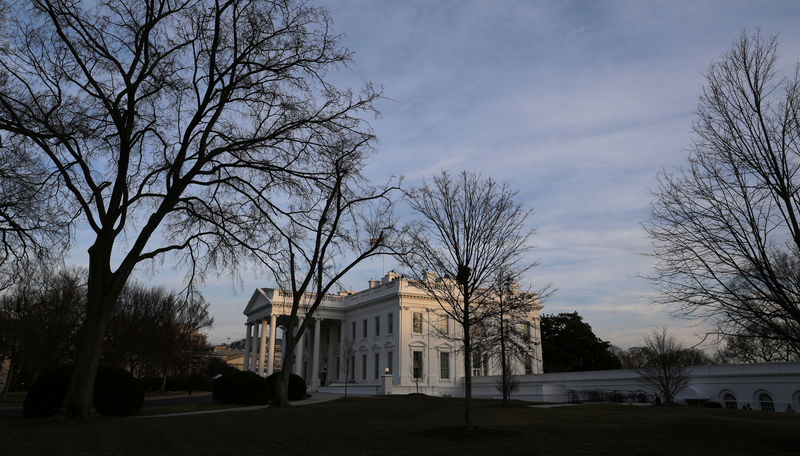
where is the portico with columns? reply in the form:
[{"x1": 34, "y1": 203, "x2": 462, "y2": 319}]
[{"x1": 242, "y1": 271, "x2": 545, "y2": 394}]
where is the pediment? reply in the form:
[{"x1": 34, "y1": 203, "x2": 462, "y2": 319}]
[{"x1": 244, "y1": 288, "x2": 271, "y2": 317}]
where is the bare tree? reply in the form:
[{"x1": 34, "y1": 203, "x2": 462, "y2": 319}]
[
  {"x1": 0, "y1": 267, "x2": 85, "y2": 399},
  {"x1": 636, "y1": 328, "x2": 691, "y2": 404},
  {"x1": 103, "y1": 282, "x2": 212, "y2": 385},
  {"x1": 410, "y1": 351, "x2": 425, "y2": 395},
  {"x1": 398, "y1": 170, "x2": 535, "y2": 431},
  {"x1": 0, "y1": 143, "x2": 72, "y2": 290},
  {"x1": 265, "y1": 142, "x2": 398, "y2": 407},
  {"x1": 716, "y1": 326, "x2": 800, "y2": 363},
  {"x1": 646, "y1": 30, "x2": 800, "y2": 351},
  {"x1": 338, "y1": 336, "x2": 355, "y2": 397},
  {"x1": 0, "y1": 0, "x2": 72, "y2": 290},
  {"x1": 477, "y1": 270, "x2": 549, "y2": 405},
  {"x1": 0, "y1": 0, "x2": 378, "y2": 418}
]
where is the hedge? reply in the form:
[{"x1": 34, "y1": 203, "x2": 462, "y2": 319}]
[{"x1": 23, "y1": 365, "x2": 144, "y2": 417}]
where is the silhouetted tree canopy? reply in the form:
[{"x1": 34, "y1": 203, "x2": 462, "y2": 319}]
[
  {"x1": 540, "y1": 312, "x2": 621, "y2": 372},
  {"x1": 646, "y1": 30, "x2": 800, "y2": 352},
  {"x1": 0, "y1": 0, "x2": 378, "y2": 418}
]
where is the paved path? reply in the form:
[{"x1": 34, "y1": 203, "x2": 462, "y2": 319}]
[{"x1": 135, "y1": 392, "x2": 342, "y2": 418}]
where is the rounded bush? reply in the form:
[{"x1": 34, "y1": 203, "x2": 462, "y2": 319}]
[
  {"x1": 265, "y1": 372, "x2": 307, "y2": 401},
  {"x1": 23, "y1": 365, "x2": 144, "y2": 418},
  {"x1": 212, "y1": 371, "x2": 270, "y2": 405},
  {"x1": 93, "y1": 366, "x2": 145, "y2": 415}
]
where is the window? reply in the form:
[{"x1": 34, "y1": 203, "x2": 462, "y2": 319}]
[
  {"x1": 375, "y1": 316, "x2": 380, "y2": 336},
  {"x1": 439, "y1": 315, "x2": 448, "y2": 334},
  {"x1": 412, "y1": 312, "x2": 423, "y2": 334},
  {"x1": 388, "y1": 313, "x2": 394, "y2": 334},
  {"x1": 524, "y1": 321, "x2": 531, "y2": 338},
  {"x1": 362, "y1": 354, "x2": 367, "y2": 380},
  {"x1": 362, "y1": 319, "x2": 368, "y2": 338},
  {"x1": 374, "y1": 353, "x2": 380, "y2": 379},
  {"x1": 723, "y1": 392, "x2": 737, "y2": 409},
  {"x1": 524, "y1": 355, "x2": 533, "y2": 375},
  {"x1": 472, "y1": 352, "x2": 486, "y2": 376},
  {"x1": 759, "y1": 392, "x2": 775, "y2": 412},
  {"x1": 440, "y1": 352, "x2": 450, "y2": 379},
  {"x1": 412, "y1": 351, "x2": 424, "y2": 378},
  {"x1": 351, "y1": 321, "x2": 356, "y2": 340},
  {"x1": 387, "y1": 351, "x2": 393, "y2": 375}
]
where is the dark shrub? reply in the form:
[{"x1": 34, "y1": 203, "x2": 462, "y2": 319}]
[
  {"x1": 23, "y1": 365, "x2": 144, "y2": 417},
  {"x1": 23, "y1": 366, "x2": 72, "y2": 418},
  {"x1": 93, "y1": 366, "x2": 145, "y2": 415},
  {"x1": 265, "y1": 372, "x2": 307, "y2": 401},
  {"x1": 705, "y1": 401, "x2": 722, "y2": 408},
  {"x1": 212, "y1": 371, "x2": 270, "y2": 405},
  {"x1": 207, "y1": 357, "x2": 239, "y2": 377}
]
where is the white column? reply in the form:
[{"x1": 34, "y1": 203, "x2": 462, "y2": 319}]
[
  {"x1": 250, "y1": 321, "x2": 260, "y2": 371},
  {"x1": 338, "y1": 320, "x2": 345, "y2": 381},
  {"x1": 326, "y1": 323, "x2": 336, "y2": 385},
  {"x1": 267, "y1": 313, "x2": 277, "y2": 375},
  {"x1": 258, "y1": 318, "x2": 268, "y2": 376},
  {"x1": 293, "y1": 318, "x2": 304, "y2": 376},
  {"x1": 311, "y1": 318, "x2": 322, "y2": 387},
  {"x1": 243, "y1": 323, "x2": 252, "y2": 371}
]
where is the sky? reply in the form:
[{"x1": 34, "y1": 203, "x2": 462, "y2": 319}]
[{"x1": 117, "y1": 1, "x2": 800, "y2": 349}]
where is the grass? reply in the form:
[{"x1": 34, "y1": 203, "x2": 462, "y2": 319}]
[{"x1": 1, "y1": 396, "x2": 799, "y2": 455}]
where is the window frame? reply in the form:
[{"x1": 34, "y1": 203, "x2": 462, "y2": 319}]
[
  {"x1": 412, "y1": 312, "x2": 423, "y2": 334},
  {"x1": 439, "y1": 351, "x2": 450, "y2": 379},
  {"x1": 412, "y1": 350, "x2": 424, "y2": 378}
]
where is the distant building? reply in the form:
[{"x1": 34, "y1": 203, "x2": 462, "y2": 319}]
[
  {"x1": 242, "y1": 271, "x2": 543, "y2": 395},
  {"x1": 211, "y1": 340, "x2": 281, "y2": 372}
]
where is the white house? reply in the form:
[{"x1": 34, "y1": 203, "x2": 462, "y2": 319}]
[{"x1": 241, "y1": 271, "x2": 544, "y2": 396}]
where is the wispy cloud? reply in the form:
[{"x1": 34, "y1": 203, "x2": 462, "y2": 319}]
[{"x1": 111, "y1": 1, "x2": 800, "y2": 347}]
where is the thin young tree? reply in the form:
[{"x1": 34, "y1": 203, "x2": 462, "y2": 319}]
[
  {"x1": 646, "y1": 30, "x2": 800, "y2": 350},
  {"x1": 0, "y1": 0, "x2": 378, "y2": 418},
  {"x1": 339, "y1": 336, "x2": 355, "y2": 397},
  {"x1": 636, "y1": 328, "x2": 692, "y2": 404},
  {"x1": 478, "y1": 270, "x2": 549, "y2": 405},
  {"x1": 266, "y1": 139, "x2": 398, "y2": 407},
  {"x1": 399, "y1": 170, "x2": 535, "y2": 431}
]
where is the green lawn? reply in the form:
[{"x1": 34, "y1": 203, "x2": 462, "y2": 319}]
[{"x1": 1, "y1": 396, "x2": 798, "y2": 455}]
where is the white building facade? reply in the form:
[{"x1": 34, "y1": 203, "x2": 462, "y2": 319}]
[{"x1": 241, "y1": 271, "x2": 544, "y2": 395}]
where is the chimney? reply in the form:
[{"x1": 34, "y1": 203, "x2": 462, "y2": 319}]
[{"x1": 368, "y1": 278, "x2": 379, "y2": 289}]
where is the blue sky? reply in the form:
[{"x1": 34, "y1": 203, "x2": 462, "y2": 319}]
[{"x1": 115, "y1": 1, "x2": 800, "y2": 348}]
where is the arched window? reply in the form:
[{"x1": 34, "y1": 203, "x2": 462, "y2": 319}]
[
  {"x1": 722, "y1": 392, "x2": 737, "y2": 409},
  {"x1": 758, "y1": 392, "x2": 775, "y2": 412}
]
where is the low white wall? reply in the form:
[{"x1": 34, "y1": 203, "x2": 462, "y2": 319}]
[
  {"x1": 471, "y1": 362, "x2": 800, "y2": 411},
  {"x1": 318, "y1": 362, "x2": 800, "y2": 412}
]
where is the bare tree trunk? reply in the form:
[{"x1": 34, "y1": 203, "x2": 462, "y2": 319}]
[
  {"x1": 58, "y1": 241, "x2": 121, "y2": 419},
  {"x1": 463, "y1": 291, "x2": 473, "y2": 432},
  {"x1": 160, "y1": 369, "x2": 167, "y2": 393},
  {"x1": 0, "y1": 357, "x2": 13, "y2": 401},
  {"x1": 272, "y1": 328, "x2": 295, "y2": 407},
  {"x1": 500, "y1": 314, "x2": 509, "y2": 405}
]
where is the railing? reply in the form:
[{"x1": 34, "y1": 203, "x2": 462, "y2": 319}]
[{"x1": 566, "y1": 389, "x2": 652, "y2": 404}]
